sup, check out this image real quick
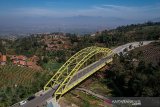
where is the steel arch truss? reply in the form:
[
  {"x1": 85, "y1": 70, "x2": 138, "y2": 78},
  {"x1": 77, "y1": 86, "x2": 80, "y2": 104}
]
[{"x1": 44, "y1": 46, "x2": 113, "y2": 100}]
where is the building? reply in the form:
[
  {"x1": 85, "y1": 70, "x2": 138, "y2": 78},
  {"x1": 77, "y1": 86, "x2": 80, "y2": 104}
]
[
  {"x1": 0, "y1": 55, "x2": 7, "y2": 65},
  {"x1": 11, "y1": 55, "x2": 27, "y2": 61},
  {"x1": 11, "y1": 55, "x2": 27, "y2": 66},
  {"x1": 19, "y1": 60, "x2": 26, "y2": 66},
  {"x1": 11, "y1": 55, "x2": 37, "y2": 68}
]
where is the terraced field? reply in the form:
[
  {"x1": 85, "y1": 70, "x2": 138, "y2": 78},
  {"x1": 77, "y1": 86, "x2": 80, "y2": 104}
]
[
  {"x1": 131, "y1": 41, "x2": 160, "y2": 66},
  {"x1": 0, "y1": 65, "x2": 42, "y2": 88},
  {"x1": 0, "y1": 65, "x2": 53, "y2": 106}
]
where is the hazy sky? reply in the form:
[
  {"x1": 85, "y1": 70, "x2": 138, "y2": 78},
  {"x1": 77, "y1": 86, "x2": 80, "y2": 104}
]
[{"x1": 0, "y1": 0, "x2": 160, "y2": 34}]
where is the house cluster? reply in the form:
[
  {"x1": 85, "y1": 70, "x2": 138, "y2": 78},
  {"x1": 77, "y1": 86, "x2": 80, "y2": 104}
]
[
  {"x1": 46, "y1": 40, "x2": 71, "y2": 51},
  {"x1": 11, "y1": 55, "x2": 31, "y2": 67},
  {"x1": 42, "y1": 34, "x2": 71, "y2": 51},
  {"x1": 0, "y1": 53, "x2": 7, "y2": 65},
  {"x1": 10, "y1": 55, "x2": 39, "y2": 68}
]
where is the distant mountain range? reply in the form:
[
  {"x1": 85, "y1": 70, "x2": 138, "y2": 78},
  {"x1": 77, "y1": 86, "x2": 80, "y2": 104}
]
[
  {"x1": 152, "y1": 17, "x2": 160, "y2": 22},
  {"x1": 0, "y1": 16, "x2": 159, "y2": 35}
]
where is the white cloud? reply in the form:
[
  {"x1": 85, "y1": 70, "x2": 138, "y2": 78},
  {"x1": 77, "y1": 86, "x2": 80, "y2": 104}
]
[
  {"x1": 86, "y1": 4, "x2": 160, "y2": 20},
  {"x1": 9, "y1": 8, "x2": 77, "y2": 17},
  {"x1": 3, "y1": 4, "x2": 160, "y2": 21}
]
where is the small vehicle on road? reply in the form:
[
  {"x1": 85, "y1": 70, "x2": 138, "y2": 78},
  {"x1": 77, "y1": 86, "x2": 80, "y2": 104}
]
[
  {"x1": 27, "y1": 95, "x2": 36, "y2": 101},
  {"x1": 19, "y1": 100, "x2": 27, "y2": 105}
]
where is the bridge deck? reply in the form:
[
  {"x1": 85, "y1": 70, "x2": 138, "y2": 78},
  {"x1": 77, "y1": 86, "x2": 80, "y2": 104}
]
[{"x1": 69, "y1": 55, "x2": 113, "y2": 85}]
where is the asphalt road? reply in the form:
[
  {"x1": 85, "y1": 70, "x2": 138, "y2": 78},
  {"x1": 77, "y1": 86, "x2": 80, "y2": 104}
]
[
  {"x1": 11, "y1": 41, "x2": 152, "y2": 107},
  {"x1": 11, "y1": 85, "x2": 59, "y2": 107},
  {"x1": 69, "y1": 54, "x2": 113, "y2": 85},
  {"x1": 112, "y1": 41, "x2": 152, "y2": 54}
]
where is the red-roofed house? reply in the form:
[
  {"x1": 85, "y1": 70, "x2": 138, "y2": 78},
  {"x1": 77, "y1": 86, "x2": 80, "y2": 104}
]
[
  {"x1": 10, "y1": 55, "x2": 39, "y2": 69},
  {"x1": 19, "y1": 60, "x2": 26, "y2": 66},
  {"x1": 13, "y1": 60, "x2": 18, "y2": 64},
  {"x1": 0, "y1": 55, "x2": 7, "y2": 65},
  {"x1": 11, "y1": 55, "x2": 27, "y2": 66},
  {"x1": 18, "y1": 55, "x2": 27, "y2": 61}
]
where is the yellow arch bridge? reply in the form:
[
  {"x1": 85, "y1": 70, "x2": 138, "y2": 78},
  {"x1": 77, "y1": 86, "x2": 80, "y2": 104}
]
[{"x1": 44, "y1": 46, "x2": 113, "y2": 100}]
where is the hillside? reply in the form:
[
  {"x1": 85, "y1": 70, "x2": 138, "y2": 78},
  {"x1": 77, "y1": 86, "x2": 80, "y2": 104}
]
[
  {"x1": 0, "y1": 65, "x2": 40, "y2": 87},
  {"x1": 0, "y1": 65, "x2": 51, "y2": 106},
  {"x1": 0, "y1": 22, "x2": 160, "y2": 106},
  {"x1": 94, "y1": 22, "x2": 160, "y2": 47},
  {"x1": 102, "y1": 41, "x2": 160, "y2": 97},
  {"x1": 131, "y1": 41, "x2": 160, "y2": 66},
  {"x1": 60, "y1": 41, "x2": 160, "y2": 106}
]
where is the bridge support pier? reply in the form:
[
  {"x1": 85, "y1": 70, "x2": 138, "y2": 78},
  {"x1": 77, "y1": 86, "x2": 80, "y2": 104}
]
[{"x1": 46, "y1": 97, "x2": 60, "y2": 107}]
